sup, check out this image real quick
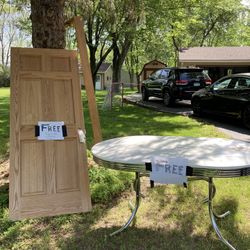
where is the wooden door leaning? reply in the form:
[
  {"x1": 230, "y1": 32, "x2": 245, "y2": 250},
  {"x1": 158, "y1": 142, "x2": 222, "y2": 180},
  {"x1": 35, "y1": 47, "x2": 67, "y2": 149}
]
[{"x1": 9, "y1": 47, "x2": 92, "y2": 220}]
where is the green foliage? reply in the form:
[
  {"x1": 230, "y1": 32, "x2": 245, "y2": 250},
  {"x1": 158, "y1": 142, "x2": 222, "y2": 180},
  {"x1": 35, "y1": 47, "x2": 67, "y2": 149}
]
[
  {"x1": 126, "y1": 0, "x2": 250, "y2": 69},
  {"x1": 89, "y1": 166, "x2": 133, "y2": 203},
  {"x1": 0, "y1": 185, "x2": 13, "y2": 234},
  {"x1": 0, "y1": 185, "x2": 8, "y2": 207},
  {"x1": 0, "y1": 66, "x2": 10, "y2": 87},
  {"x1": 0, "y1": 0, "x2": 31, "y2": 69}
]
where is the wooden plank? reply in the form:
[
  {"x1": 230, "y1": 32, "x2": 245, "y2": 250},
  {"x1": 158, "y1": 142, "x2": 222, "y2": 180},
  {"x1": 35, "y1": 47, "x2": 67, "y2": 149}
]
[
  {"x1": 9, "y1": 47, "x2": 92, "y2": 220},
  {"x1": 73, "y1": 16, "x2": 102, "y2": 144}
]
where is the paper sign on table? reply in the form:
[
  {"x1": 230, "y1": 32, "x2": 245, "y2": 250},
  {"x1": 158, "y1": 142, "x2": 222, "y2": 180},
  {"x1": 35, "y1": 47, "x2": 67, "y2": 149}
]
[
  {"x1": 150, "y1": 156, "x2": 187, "y2": 184},
  {"x1": 38, "y1": 121, "x2": 65, "y2": 140}
]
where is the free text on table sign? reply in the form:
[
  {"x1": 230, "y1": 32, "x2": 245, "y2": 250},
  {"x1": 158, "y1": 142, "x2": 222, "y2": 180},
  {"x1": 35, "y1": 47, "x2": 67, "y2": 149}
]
[
  {"x1": 150, "y1": 156, "x2": 187, "y2": 184},
  {"x1": 38, "y1": 121, "x2": 65, "y2": 140}
]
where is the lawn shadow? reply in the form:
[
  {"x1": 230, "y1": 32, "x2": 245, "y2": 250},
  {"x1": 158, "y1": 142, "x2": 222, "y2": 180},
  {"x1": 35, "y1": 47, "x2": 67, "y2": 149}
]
[
  {"x1": 57, "y1": 183, "x2": 250, "y2": 250},
  {"x1": 0, "y1": 179, "x2": 133, "y2": 248},
  {"x1": 58, "y1": 205, "x2": 249, "y2": 250},
  {"x1": 0, "y1": 176, "x2": 249, "y2": 249}
]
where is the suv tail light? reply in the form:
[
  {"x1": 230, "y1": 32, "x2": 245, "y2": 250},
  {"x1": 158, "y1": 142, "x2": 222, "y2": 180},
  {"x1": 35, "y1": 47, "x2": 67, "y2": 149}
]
[
  {"x1": 205, "y1": 80, "x2": 212, "y2": 85},
  {"x1": 176, "y1": 80, "x2": 188, "y2": 85}
]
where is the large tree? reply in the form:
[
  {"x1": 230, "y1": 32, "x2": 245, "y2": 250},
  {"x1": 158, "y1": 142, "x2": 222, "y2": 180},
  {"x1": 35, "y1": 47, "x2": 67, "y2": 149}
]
[
  {"x1": 66, "y1": 0, "x2": 143, "y2": 87},
  {"x1": 66, "y1": 0, "x2": 116, "y2": 85},
  {"x1": 110, "y1": 0, "x2": 143, "y2": 83},
  {"x1": 30, "y1": 0, "x2": 65, "y2": 48},
  {"x1": 0, "y1": 0, "x2": 30, "y2": 67},
  {"x1": 161, "y1": 0, "x2": 242, "y2": 57}
]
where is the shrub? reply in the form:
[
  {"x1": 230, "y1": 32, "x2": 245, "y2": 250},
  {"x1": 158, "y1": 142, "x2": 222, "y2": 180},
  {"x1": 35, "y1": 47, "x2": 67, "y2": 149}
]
[
  {"x1": 0, "y1": 65, "x2": 10, "y2": 87},
  {"x1": 89, "y1": 166, "x2": 133, "y2": 203}
]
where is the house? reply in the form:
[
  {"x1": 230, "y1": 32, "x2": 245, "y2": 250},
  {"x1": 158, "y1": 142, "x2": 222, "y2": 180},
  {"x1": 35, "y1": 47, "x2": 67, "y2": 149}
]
[
  {"x1": 179, "y1": 47, "x2": 250, "y2": 81},
  {"x1": 79, "y1": 62, "x2": 112, "y2": 90},
  {"x1": 139, "y1": 60, "x2": 167, "y2": 82},
  {"x1": 95, "y1": 63, "x2": 112, "y2": 90},
  {"x1": 80, "y1": 62, "x2": 136, "y2": 90}
]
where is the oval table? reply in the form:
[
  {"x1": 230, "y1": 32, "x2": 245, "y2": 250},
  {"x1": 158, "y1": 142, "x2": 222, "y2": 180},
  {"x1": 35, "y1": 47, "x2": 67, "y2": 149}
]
[{"x1": 91, "y1": 135, "x2": 250, "y2": 250}]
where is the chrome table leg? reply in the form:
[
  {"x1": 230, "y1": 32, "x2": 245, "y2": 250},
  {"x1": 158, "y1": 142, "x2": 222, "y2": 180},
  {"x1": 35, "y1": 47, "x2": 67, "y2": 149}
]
[
  {"x1": 110, "y1": 172, "x2": 141, "y2": 236},
  {"x1": 208, "y1": 177, "x2": 235, "y2": 250}
]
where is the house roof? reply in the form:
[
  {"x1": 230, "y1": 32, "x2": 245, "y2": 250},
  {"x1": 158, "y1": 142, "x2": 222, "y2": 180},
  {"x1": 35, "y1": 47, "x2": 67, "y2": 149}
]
[
  {"x1": 98, "y1": 63, "x2": 111, "y2": 73},
  {"x1": 179, "y1": 47, "x2": 250, "y2": 64},
  {"x1": 143, "y1": 59, "x2": 167, "y2": 67},
  {"x1": 139, "y1": 59, "x2": 167, "y2": 76}
]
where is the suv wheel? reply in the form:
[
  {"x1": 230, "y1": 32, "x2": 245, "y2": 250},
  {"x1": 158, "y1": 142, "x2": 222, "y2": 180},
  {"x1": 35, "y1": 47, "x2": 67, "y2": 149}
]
[
  {"x1": 242, "y1": 104, "x2": 250, "y2": 129},
  {"x1": 192, "y1": 98, "x2": 202, "y2": 117},
  {"x1": 163, "y1": 91, "x2": 174, "y2": 107},
  {"x1": 142, "y1": 87, "x2": 149, "y2": 101}
]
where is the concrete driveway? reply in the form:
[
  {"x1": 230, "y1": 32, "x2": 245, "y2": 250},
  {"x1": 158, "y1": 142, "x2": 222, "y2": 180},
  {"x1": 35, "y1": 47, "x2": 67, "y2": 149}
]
[{"x1": 123, "y1": 93, "x2": 250, "y2": 142}]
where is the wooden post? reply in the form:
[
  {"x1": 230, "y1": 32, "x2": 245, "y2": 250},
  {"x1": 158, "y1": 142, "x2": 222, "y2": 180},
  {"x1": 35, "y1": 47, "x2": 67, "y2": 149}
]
[
  {"x1": 121, "y1": 82, "x2": 124, "y2": 108},
  {"x1": 110, "y1": 83, "x2": 113, "y2": 110},
  {"x1": 66, "y1": 16, "x2": 102, "y2": 144}
]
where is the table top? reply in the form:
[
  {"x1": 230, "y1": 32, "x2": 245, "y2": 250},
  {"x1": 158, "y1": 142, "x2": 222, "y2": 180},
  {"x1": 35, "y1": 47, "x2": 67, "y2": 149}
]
[{"x1": 91, "y1": 136, "x2": 250, "y2": 177}]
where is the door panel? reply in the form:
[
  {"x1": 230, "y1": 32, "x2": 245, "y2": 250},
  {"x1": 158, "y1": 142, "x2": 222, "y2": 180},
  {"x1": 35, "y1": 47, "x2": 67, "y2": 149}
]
[
  {"x1": 20, "y1": 79, "x2": 43, "y2": 125},
  {"x1": 55, "y1": 140, "x2": 79, "y2": 192},
  {"x1": 10, "y1": 48, "x2": 92, "y2": 220},
  {"x1": 21, "y1": 141, "x2": 46, "y2": 196}
]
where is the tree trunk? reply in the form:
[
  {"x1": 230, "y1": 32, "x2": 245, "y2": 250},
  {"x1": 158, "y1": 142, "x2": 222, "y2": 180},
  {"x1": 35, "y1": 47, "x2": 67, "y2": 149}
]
[
  {"x1": 89, "y1": 46, "x2": 97, "y2": 89},
  {"x1": 136, "y1": 73, "x2": 140, "y2": 93},
  {"x1": 112, "y1": 42, "x2": 122, "y2": 92},
  {"x1": 112, "y1": 49, "x2": 122, "y2": 83},
  {"x1": 31, "y1": 0, "x2": 65, "y2": 49},
  {"x1": 112, "y1": 37, "x2": 132, "y2": 93}
]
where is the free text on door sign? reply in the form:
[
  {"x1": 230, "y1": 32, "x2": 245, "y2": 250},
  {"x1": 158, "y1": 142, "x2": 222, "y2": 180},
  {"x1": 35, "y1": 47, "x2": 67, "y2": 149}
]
[{"x1": 38, "y1": 121, "x2": 65, "y2": 140}]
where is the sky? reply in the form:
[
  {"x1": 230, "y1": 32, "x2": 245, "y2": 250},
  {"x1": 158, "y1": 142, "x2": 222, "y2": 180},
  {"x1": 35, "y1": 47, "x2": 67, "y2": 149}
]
[{"x1": 241, "y1": 0, "x2": 250, "y2": 6}]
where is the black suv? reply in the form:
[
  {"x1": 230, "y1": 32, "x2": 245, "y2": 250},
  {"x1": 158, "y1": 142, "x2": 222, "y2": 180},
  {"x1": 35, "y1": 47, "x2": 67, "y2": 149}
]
[{"x1": 141, "y1": 67, "x2": 211, "y2": 106}]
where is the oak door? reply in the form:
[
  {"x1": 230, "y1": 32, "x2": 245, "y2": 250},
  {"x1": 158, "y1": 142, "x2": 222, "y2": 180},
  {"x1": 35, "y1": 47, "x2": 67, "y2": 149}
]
[{"x1": 9, "y1": 47, "x2": 91, "y2": 220}]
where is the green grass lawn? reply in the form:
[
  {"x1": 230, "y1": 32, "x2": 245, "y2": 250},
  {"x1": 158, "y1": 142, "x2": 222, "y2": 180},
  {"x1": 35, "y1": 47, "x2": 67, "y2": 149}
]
[
  {"x1": 0, "y1": 87, "x2": 249, "y2": 249},
  {"x1": 0, "y1": 88, "x2": 9, "y2": 162}
]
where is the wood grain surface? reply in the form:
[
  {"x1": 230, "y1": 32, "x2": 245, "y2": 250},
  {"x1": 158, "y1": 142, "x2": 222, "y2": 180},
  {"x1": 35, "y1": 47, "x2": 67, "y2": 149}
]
[{"x1": 9, "y1": 47, "x2": 92, "y2": 220}]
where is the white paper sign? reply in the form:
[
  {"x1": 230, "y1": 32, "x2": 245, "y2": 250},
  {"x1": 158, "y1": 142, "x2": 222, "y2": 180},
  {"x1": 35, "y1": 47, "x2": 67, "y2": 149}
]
[
  {"x1": 38, "y1": 121, "x2": 64, "y2": 140},
  {"x1": 150, "y1": 156, "x2": 187, "y2": 184}
]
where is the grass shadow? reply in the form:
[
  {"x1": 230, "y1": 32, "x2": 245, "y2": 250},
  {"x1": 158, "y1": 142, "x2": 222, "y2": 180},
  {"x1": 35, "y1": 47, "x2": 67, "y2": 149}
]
[
  {"x1": 58, "y1": 197, "x2": 249, "y2": 250},
  {"x1": 56, "y1": 180, "x2": 250, "y2": 250}
]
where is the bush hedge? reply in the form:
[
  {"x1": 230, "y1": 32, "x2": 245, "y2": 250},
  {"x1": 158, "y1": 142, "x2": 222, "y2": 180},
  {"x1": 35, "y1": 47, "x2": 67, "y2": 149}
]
[{"x1": 0, "y1": 66, "x2": 10, "y2": 87}]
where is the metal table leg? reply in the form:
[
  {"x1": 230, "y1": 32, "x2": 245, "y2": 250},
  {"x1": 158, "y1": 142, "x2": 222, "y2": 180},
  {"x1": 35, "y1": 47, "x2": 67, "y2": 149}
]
[
  {"x1": 110, "y1": 172, "x2": 141, "y2": 236},
  {"x1": 208, "y1": 177, "x2": 235, "y2": 250}
]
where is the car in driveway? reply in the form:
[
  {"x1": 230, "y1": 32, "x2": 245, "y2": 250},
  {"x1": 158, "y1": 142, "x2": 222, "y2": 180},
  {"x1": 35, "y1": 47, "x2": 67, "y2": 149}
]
[
  {"x1": 141, "y1": 67, "x2": 211, "y2": 106},
  {"x1": 191, "y1": 73, "x2": 250, "y2": 129}
]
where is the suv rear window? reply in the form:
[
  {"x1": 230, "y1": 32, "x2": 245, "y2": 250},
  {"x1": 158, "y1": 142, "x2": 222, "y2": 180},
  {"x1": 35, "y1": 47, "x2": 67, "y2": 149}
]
[{"x1": 179, "y1": 71, "x2": 205, "y2": 80}]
